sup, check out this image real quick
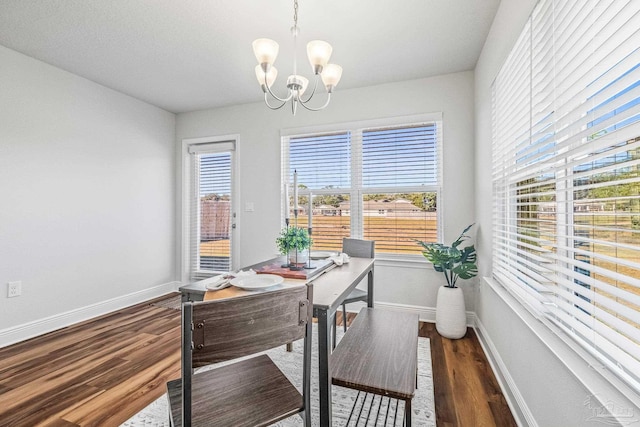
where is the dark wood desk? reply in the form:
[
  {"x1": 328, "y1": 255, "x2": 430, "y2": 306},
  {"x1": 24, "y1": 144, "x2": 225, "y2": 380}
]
[{"x1": 178, "y1": 256, "x2": 375, "y2": 427}]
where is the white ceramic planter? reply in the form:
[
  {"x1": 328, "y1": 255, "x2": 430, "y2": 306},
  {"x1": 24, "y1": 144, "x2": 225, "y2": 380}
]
[
  {"x1": 435, "y1": 286, "x2": 467, "y2": 339},
  {"x1": 288, "y1": 249, "x2": 309, "y2": 265}
]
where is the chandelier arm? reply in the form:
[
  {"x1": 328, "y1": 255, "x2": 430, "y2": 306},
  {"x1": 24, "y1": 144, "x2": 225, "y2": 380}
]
[
  {"x1": 299, "y1": 93, "x2": 331, "y2": 112},
  {"x1": 264, "y1": 92, "x2": 288, "y2": 110},
  {"x1": 264, "y1": 73, "x2": 294, "y2": 103}
]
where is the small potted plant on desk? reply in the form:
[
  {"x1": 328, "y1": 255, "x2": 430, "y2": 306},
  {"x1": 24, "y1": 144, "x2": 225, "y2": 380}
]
[
  {"x1": 415, "y1": 224, "x2": 478, "y2": 339},
  {"x1": 276, "y1": 226, "x2": 313, "y2": 270}
]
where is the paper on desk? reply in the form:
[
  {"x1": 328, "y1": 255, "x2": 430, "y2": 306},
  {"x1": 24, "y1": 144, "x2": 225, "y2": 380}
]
[
  {"x1": 200, "y1": 270, "x2": 255, "y2": 291},
  {"x1": 199, "y1": 274, "x2": 227, "y2": 287}
]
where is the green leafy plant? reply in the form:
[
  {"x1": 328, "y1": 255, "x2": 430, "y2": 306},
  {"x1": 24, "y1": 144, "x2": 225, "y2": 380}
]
[
  {"x1": 276, "y1": 226, "x2": 313, "y2": 255},
  {"x1": 415, "y1": 224, "x2": 478, "y2": 288}
]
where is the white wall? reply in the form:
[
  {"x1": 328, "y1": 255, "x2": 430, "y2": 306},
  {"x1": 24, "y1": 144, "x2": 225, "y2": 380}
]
[
  {"x1": 474, "y1": 2, "x2": 639, "y2": 425},
  {"x1": 0, "y1": 45, "x2": 177, "y2": 345},
  {"x1": 176, "y1": 71, "x2": 477, "y2": 315}
]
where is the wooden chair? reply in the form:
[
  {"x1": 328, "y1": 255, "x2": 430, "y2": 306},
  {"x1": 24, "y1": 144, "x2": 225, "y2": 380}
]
[
  {"x1": 167, "y1": 283, "x2": 313, "y2": 427},
  {"x1": 339, "y1": 238, "x2": 375, "y2": 332}
]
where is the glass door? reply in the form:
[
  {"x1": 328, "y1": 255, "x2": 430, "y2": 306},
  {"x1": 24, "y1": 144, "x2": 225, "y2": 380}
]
[{"x1": 189, "y1": 140, "x2": 236, "y2": 278}]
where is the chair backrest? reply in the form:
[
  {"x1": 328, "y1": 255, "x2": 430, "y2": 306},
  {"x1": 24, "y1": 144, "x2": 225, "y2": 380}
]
[
  {"x1": 180, "y1": 283, "x2": 313, "y2": 426},
  {"x1": 185, "y1": 283, "x2": 313, "y2": 366},
  {"x1": 342, "y1": 238, "x2": 375, "y2": 258}
]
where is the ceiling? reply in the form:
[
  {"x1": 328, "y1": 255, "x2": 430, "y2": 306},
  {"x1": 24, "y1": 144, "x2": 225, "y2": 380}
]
[{"x1": 0, "y1": 0, "x2": 500, "y2": 114}]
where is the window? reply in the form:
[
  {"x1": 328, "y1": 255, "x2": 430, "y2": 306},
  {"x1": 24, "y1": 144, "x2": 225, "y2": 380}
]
[
  {"x1": 187, "y1": 140, "x2": 236, "y2": 279},
  {"x1": 361, "y1": 125, "x2": 439, "y2": 254},
  {"x1": 282, "y1": 115, "x2": 441, "y2": 256},
  {"x1": 492, "y1": 0, "x2": 640, "y2": 392}
]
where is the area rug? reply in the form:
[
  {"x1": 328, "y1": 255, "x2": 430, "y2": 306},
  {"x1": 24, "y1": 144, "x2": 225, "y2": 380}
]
[
  {"x1": 123, "y1": 321, "x2": 435, "y2": 427},
  {"x1": 149, "y1": 295, "x2": 182, "y2": 311}
]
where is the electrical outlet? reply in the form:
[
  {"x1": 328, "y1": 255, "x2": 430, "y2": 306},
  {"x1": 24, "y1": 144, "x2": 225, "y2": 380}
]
[{"x1": 7, "y1": 281, "x2": 21, "y2": 298}]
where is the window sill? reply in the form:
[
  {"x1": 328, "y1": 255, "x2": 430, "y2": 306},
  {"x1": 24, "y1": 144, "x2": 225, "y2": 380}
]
[{"x1": 374, "y1": 254, "x2": 431, "y2": 269}]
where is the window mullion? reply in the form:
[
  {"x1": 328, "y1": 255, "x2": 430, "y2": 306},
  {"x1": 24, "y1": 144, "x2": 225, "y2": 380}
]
[
  {"x1": 554, "y1": 162, "x2": 571, "y2": 308},
  {"x1": 351, "y1": 129, "x2": 363, "y2": 239},
  {"x1": 191, "y1": 153, "x2": 201, "y2": 279}
]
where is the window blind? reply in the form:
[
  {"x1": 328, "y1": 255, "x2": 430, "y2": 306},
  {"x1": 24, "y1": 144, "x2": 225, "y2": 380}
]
[
  {"x1": 362, "y1": 125, "x2": 439, "y2": 188},
  {"x1": 189, "y1": 142, "x2": 234, "y2": 279},
  {"x1": 286, "y1": 132, "x2": 351, "y2": 190},
  {"x1": 492, "y1": 0, "x2": 640, "y2": 392},
  {"x1": 282, "y1": 132, "x2": 352, "y2": 251},
  {"x1": 361, "y1": 124, "x2": 440, "y2": 253}
]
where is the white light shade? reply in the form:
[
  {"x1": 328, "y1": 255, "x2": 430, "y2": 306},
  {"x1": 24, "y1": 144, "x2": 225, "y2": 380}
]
[
  {"x1": 307, "y1": 40, "x2": 332, "y2": 71},
  {"x1": 297, "y1": 75, "x2": 309, "y2": 96},
  {"x1": 321, "y1": 64, "x2": 342, "y2": 90},
  {"x1": 287, "y1": 74, "x2": 309, "y2": 96},
  {"x1": 252, "y1": 38, "x2": 279, "y2": 65},
  {"x1": 255, "y1": 65, "x2": 278, "y2": 88}
]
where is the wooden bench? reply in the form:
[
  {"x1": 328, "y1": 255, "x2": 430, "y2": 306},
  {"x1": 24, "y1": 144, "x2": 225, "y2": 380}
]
[{"x1": 331, "y1": 307, "x2": 419, "y2": 426}]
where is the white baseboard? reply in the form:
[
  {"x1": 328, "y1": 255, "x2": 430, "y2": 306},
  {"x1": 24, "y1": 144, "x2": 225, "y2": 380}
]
[
  {"x1": 0, "y1": 281, "x2": 181, "y2": 348},
  {"x1": 344, "y1": 300, "x2": 476, "y2": 326},
  {"x1": 474, "y1": 317, "x2": 536, "y2": 427}
]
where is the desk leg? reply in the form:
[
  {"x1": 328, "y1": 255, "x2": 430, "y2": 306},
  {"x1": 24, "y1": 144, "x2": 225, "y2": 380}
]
[
  {"x1": 367, "y1": 267, "x2": 374, "y2": 308},
  {"x1": 181, "y1": 292, "x2": 204, "y2": 303},
  {"x1": 317, "y1": 309, "x2": 332, "y2": 427}
]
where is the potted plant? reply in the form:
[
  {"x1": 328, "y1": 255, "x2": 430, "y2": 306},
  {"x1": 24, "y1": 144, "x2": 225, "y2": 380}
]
[
  {"x1": 415, "y1": 224, "x2": 477, "y2": 339},
  {"x1": 276, "y1": 226, "x2": 313, "y2": 266}
]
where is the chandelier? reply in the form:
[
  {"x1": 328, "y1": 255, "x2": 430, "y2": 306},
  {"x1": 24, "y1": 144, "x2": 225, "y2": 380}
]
[{"x1": 252, "y1": 0, "x2": 342, "y2": 115}]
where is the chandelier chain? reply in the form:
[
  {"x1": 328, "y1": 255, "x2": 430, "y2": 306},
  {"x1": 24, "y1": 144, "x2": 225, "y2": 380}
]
[{"x1": 293, "y1": 0, "x2": 298, "y2": 28}]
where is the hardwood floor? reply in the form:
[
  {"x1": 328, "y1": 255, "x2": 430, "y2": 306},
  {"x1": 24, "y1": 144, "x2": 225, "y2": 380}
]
[
  {"x1": 419, "y1": 322, "x2": 517, "y2": 427},
  {"x1": 0, "y1": 295, "x2": 516, "y2": 426},
  {"x1": 0, "y1": 296, "x2": 182, "y2": 427}
]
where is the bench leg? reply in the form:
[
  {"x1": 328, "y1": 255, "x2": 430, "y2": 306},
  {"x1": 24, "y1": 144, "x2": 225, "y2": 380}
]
[
  {"x1": 405, "y1": 399, "x2": 412, "y2": 427},
  {"x1": 342, "y1": 303, "x2": 348, "y2": 332},
  {"x1": 332, "y1": 312, "x2": 337, "y2": 350}
]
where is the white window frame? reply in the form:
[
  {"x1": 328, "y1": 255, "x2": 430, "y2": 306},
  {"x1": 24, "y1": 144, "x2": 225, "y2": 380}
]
[
  {"x1": 281, "y1": 113, "x2": 443, "y2": 262},
  {"x1": 181, "y1": 135, "x2": 240, "y2": 282}
]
